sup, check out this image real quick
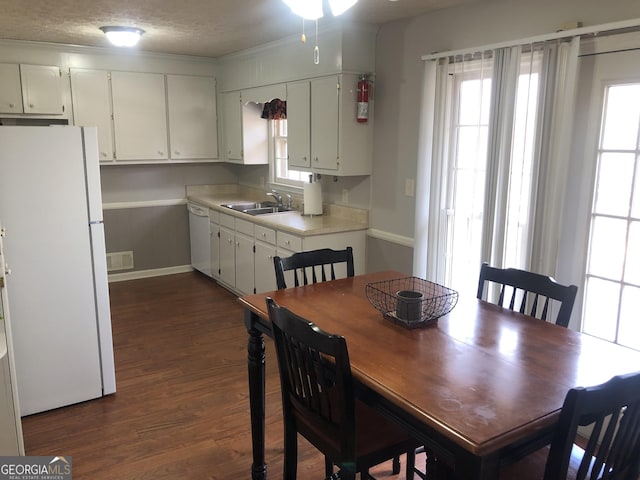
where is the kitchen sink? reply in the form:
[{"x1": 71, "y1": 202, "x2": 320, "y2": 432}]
[{"x1": 221, "y1": 202, "x2": 296, "y2": 215}]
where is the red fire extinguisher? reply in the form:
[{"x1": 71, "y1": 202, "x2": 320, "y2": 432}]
[{"x1": 357, "y1": 75, "x2": 369, "y2": 123}]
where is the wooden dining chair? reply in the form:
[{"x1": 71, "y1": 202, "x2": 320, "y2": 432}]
[
  {"x1": 476, "y1": 262, "x2": 578, "y2": 327},
  {"x1": 273, "y1": 247, "x2": 355, "y2": 290},
  {"x1": 500, "y1": 370, "x2": 640, "y2": 480},
  {"x1": 266, "y1": 297, "x2": 420, "y2": 480}
]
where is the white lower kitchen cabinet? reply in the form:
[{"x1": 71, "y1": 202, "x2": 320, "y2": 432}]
[
  {"x1": 208, "y1": 210, "x2": 366, "y2": 296},
  {"x1": 234, "y1": 218, "x2": 255, "y2": 295},
  {"x1": 209, "y1": 209, "x2": 220, "y2": 279},
  {"x1": 254, "y1": 224, "x2": 278, "y2": 293},
  {"x1": 219, "y1": 221, "x2": 236, "y2": 288},
  {"x1": 268, "y1": 230, "x2": 366, "y2": 290}
]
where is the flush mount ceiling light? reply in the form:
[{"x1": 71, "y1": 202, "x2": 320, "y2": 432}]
[
  {"x1": 99, "y1": 26, "x2": 145, "y2": 47},
  {"x1": 282, "y1": 0, "x2": 358, "y2": 20}
]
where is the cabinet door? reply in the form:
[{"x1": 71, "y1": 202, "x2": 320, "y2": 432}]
[
  {"x1": 255, "y1": 240, "x2": 277, "y2": 293},
  {"x1": 210, "y1": 219, "x2": 220, "y2": 280},
  {"x1": 20, "y1": 64, "x2": 64, "y2": 115},
  {"x1": 219, "y1": 226, "x2": 236, "y2": 287},
  {"x1": 286, "y1": 81, "x2": 311, "y2": 168},
  {"x1": 167, "y1": 75, "x2": 218, "y2": 160},
  {"x1": 0, "y1": 64, "x2": 23, "y2": 114},
  {"x1": 222, "y1": 91, "x2": 242, "y2": 160},
  {"x1": 70, "y1": 69, "x2": 114, "y2": 162},
  {"x1": 275, "y1": 247, "x2": 298, "y2": 289},
  {"x1": 311, "y1": 76, "x2": 339, "y2": 171},
  {"x1": 111, "y1": 71, "x2": 168, "y2": 160},
  {"x1": 235, "y1": 233, "x2": 255, "y2": 295}
]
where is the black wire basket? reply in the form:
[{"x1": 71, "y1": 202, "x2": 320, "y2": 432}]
[{"x1": 366, "y1": 277, "x2": 458, "y2": 329}]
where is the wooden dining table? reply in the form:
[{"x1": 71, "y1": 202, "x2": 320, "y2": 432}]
[{"x1": 239, "y1": 270, "x2": 640, "y2": 480}]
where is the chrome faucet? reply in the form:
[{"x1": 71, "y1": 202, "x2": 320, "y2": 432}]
[
  {"x1": 266, "y1": 189, "x2": 283, "y2": 206},
  {"x1": 285, "y1": 193, "x2": 292, "y2": 209}
]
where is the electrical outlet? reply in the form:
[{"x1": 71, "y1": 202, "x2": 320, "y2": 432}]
[
  {"x1": 342, "y1": 189, "x2": 349, "y2": 203},
  {"x1": 405, "y1": 178, "x2": 415, "y2": 197}
]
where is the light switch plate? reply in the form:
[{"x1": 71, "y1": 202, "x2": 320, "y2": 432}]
[{"x1": 405, "y1": 178, "x2": 415, "y2": 197}]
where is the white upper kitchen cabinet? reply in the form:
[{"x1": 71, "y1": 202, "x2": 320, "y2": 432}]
[
  {"x1": 286, "y1": 74, "x2": 372, "y2": 176},
  {"x1": 311, "y1": 76, "x2": 340, "y2": 171},
  {"x1": 286, "y1": 81, "x2": 311, "y2": 169},
  {"x1": 221, "y1": 90, "x2": 268, "y2": 165},
  {"x1": 0, "y1": 64, "x2": 23, "y2": 114},
  {"x1": 111, "y1": 71, "x2": 168, "y2": 161},
  {"x1": 19, "y1": 64, "x2": 64, "y2": 115},
  {"x1": 0, "y1": 63, "x2": 64, "y2": 115},
  {"x1": 222, "y1": 91, "x2": 242, "y2": 160},
  {"x1": 69, "y1": 68, "x2": 114, "y2": 162},
  {"x1": 167, "y1": 74, "x2": 218, "y2": 160}
]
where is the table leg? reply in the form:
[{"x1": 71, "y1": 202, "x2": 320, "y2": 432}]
[
  {"x1": 453, "y1": 451, "x2": 499, "y2": 480},
  {"x1": 245, "y1": 309, "x2": 267, "y2": 480}
]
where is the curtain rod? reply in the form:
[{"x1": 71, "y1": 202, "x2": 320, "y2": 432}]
[{"x1": 421, "y1": 17, "x2": 640, "y2": 61}]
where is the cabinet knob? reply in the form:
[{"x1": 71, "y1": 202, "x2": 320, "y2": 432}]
[
  {"x1": 314, "y1": 157, "x2": 319, "y2": 162},
  {"x1": 236, "y1": 241, "x2": 240, "y2": 247},
  {"x1": 158, "y1": 151, "x2": 164, "y2": 156},
  {"x1": 29, "y1": 103, "x2": 35, "y2": 108},
  {"x1": 8, "y1": 103, "x2": 14, "y2": 108},
  {"x1": 285, "y1": 240, "x2": 290, "y2": 246},
  {"x1": 174, "y1": 151, "x2": 180, "y2": 155},
  {"x1": 101, "y1": 152, "x2": 108, "y2": 157}
]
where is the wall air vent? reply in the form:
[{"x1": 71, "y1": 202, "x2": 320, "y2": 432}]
[{"x1": 106, "y1": 251, "x2": 134, "y2": 272}]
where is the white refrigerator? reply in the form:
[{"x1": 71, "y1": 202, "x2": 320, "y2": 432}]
[{"x1": 0, "y1": 126, "x2": 116, "y2": 416}]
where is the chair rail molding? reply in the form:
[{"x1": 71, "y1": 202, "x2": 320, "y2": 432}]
[{"x1": 367, "y1": 228, "x2": 413, "y2": 248}]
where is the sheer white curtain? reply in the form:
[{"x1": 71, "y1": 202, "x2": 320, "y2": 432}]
[
  {"x1": 414, "y1": 37, "x2": 580, "y2": 290},
  {"x1": 530, "y1": 37, "x2": 580, "y2": 275},
  {"x1": 482, "y1": 46, "x2": 521, "y2": 268}
]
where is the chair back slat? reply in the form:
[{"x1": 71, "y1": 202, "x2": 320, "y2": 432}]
[
  {"x1": 543, "y1": 371, "x2": 640, "y2": 480},
  {"x1": 477, "y1": 262, "x2": 578, "y2": 327},
  {"x1": 274, "y1": 247, "x2": 355, "y2": 290}
]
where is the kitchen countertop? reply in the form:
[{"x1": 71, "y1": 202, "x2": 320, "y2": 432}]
[{"x1": 186, "y1": 184, "x2": 368, "y2": 236}]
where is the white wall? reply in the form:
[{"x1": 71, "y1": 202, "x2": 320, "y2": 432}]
[{"x1": 371, "y1": 0, "x2": 640, "y2": 242}]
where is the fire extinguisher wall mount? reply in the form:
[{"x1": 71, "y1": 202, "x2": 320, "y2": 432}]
[{"x1": 357, "y1": 74, "x2": 370, "y2": 123}]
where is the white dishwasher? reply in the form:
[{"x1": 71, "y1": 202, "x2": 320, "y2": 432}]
[{"x1": 188, "y1": 202, "x2": 213, "y2": 278}]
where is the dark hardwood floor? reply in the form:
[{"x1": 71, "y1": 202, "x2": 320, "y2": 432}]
[{"x1": 21, "y1": 272, "x2": 419, "y2": 479}]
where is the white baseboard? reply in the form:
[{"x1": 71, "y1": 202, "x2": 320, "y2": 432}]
[{"x1": 108, "y1": 265, "x2": 194, "y2": 283}]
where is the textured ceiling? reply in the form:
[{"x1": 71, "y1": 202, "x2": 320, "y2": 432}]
[{"x1": 0, "y1": 0, "x2": 479, "y2": 58}]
